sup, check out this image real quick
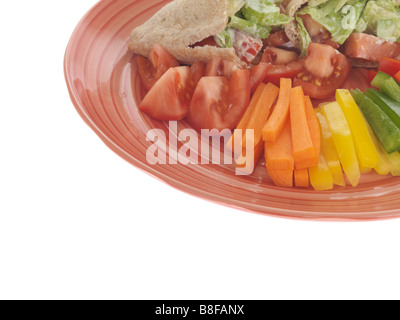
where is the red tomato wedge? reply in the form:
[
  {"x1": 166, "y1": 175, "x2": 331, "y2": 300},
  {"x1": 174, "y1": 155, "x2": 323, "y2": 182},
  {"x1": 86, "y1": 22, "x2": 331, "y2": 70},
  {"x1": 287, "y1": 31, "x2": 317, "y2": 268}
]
[
  {"x1": 262, "y1": 46, "x2": 298, "y2": 65},
  {"x1": 263, "y1": 60, "x2": 305, "y2": 86},
  {"x1": 136, "y1": 44, "x2": 180, "y2": 91},
  {"x1": 260, "y1": 47, "x2": 304, "y2": 86},
  {"x1": 378, "y1": 57, "x2": 400, "y2": 77},
  {"x1": 190, "y1": 61, "x2": 206, "y2": 86},
  {"x1": 136, "y1": 56, "x2": 157, "y2": 91},
  {"x1": 263, "y1": 31, "x2": 289, "y2": 48},
  {"x1": 343, "y1": 33, "x2": 400, "y2": 63},
  {"x1": 139, "y1": 66, "x2": 194, "y2": 121},
  {"x1": 205, "y1": 57, "x2": 236, "y2": 78},
  {"x1": 367, "y1": 70, "x2": 378, "y2": 84},
  {"x1": 293, "y1": 43, "x2": 351, "y2": 100},
  {"x1": 342, "y1": 68, "x2": 373, "y2": 92},
  {"x1": 187, "y1": 69, "x2": 250, "y2": 131},
  {"x1": 250, "y1": 62, "x2": 272, "y2": 93},
  {"x1": 149, "y1": 44, "x2": 180, "y2": 79}
]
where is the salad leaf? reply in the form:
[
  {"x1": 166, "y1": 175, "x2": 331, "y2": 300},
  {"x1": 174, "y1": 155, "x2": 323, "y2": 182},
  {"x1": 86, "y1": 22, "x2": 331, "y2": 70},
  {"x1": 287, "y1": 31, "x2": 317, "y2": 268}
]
[
  {"x1": 359, "y1": 0, "x2": 400, "y2": 43},
  {"x1": 242, "y1": 0, "x2": 292, "y2": 27},
  {"x1": 214, "y1": 27, "x2": 235, "y2": 48},
  {"x1": 228, "y1": 15, "x2": 271, "y2": 39},
  {"x1": 297, "y1": 0, "x2": 367, "y2": 45},
  {"x1": 354, "y1": 16, "x2": 368, "y2": 33},
  {"x1": 296, "y1": 15, "x2": 312, "y2": 57},
  {"x1": 308, "y1": 0, "x2": 330, "y2": 7},
  {"x1": 228, "y1": 0, "x2": 247, "y2": 17}
]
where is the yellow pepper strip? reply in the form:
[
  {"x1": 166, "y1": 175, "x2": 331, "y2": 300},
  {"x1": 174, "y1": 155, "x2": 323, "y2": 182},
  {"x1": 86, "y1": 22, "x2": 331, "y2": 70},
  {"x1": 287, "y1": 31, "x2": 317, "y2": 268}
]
[
  {"x1": 322, "y1": 102, "x2": 361, "y2": 187},
  {"x1": 314, "y1": 107, "x2": 346, "y2": 186},
  {"x1": 309, "y1": 153, "x2": 333, "y2": 191},
  {"x1": 360, "y1": 167, "x2": 372, "y2": 174},
  {"x1": 336, "y1": 89, "x2": 380, "y2": 171},
  {"x1": 364, "y1": 118, "x2": 392, "y2": 176},
  {"x1": 387, "y1": 151, "x2": 400, "y2": 176}
]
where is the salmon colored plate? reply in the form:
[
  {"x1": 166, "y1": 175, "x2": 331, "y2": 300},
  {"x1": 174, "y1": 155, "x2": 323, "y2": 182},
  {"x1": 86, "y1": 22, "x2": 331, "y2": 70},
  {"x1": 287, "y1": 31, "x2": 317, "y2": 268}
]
[{"x1": 64, "y1": 0, "x2": 400, "y2": 220}]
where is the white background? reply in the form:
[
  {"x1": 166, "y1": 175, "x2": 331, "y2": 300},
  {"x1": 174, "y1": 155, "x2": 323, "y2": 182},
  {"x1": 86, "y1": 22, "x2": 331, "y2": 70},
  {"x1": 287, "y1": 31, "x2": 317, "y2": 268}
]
[{"x1": 1, "y1": 0, "x2": 400, "y2": 300}]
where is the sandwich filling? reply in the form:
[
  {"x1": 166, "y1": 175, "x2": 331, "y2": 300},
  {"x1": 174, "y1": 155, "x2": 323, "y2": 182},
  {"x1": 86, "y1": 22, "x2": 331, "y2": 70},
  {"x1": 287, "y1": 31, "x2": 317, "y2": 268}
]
[
  {"x1": 294, "y1": 0, "x2": 400, "y2": 62},
  {"x1": 201, "y1": 0, "x2": 293, "y2": 65}
]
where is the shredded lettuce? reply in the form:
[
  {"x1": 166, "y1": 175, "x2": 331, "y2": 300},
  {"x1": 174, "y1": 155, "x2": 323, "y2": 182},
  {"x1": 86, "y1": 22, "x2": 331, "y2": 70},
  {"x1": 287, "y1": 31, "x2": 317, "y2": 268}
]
[
  {"x1": 298, "y1": 0, "x2": 367, "y2": 45},
  {"x1": 228, "y1": 15, "x2": 271, "y2": 39},
  {"x1": 217, "y1": 0, "x2": 292, "y2": 49},
  {"x1": 228, "y1": 0, "x2": 247, "y2": 17},
  {"x1": 360, "y1": 0, "x2": 400, "y2": 43},
  {"x1": 296, "y1": 15, "x2": 312, "y2": 57},
  {"x1": 214, "y1": 28, "x2": 235, "y2": 48},
  {"x1": 242, "y1": 0, "x2": 292, "y2": 27},
  {"x1": 308, "y1": 0, "x2": 330, "y2": 7}
]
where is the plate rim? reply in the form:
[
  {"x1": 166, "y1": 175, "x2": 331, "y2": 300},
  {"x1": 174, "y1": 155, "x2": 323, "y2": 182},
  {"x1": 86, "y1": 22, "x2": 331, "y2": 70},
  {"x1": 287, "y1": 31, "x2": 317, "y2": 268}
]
[{"x1": 64, "y1": 0, "x2": 400, "y2": 221}]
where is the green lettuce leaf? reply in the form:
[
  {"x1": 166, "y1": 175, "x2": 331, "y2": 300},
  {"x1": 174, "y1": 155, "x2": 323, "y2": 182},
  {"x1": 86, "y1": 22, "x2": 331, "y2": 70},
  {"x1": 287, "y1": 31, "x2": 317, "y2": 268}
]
[
  {"x1": 296, "y1": 15, "x2": 312, "y2": 57},
  {"x1": 214, "y1": 28, "x2": 235, "y2": 48},
  {"x1": 228, "y1": 15, "x2": 271, "y2": 39},
  {"x1": 360, "y1": 0, "x2": 400, "y2": 43},
  {"x1": 298, "y1": 0, "x2": 367, "y2": 45},
  {"x1": 242, "y1": 0, "x2": 292, "y2": 27},
  {"x1": 308, "y1": 0, "x2": 330, "y2": 7},
  {"x1": 228, "y1": 0, "x2": 247, "y2": 17}
]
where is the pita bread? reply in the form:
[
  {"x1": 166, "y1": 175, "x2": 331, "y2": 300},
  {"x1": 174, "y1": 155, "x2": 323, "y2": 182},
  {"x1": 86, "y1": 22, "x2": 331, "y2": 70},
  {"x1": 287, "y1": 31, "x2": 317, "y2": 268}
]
[
  {"x1": 284, "y1": 0, "x2": 309, "y2": 51},
  {"x1": 129, "y1": 0, "x2": 244, "y2": 66}
]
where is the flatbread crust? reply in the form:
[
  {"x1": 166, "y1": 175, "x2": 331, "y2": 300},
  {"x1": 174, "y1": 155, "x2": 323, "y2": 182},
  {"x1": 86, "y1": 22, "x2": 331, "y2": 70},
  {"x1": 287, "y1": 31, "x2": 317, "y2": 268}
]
[
  {"x1": 129, "y1": 0, "x2": 243, "y2": 66},
  {"x1": 284, "y1": 0, "x2": 309, "y2": 51}
]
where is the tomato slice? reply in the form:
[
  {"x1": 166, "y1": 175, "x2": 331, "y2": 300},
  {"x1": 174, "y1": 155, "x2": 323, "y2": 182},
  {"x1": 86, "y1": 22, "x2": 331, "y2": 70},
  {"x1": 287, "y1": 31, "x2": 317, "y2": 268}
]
[
  {"x1": 233, "y1": 30, "x2": 263, "y2": 66},
  {"x1": 378, "y1": 57, "x2": 400, "y2": 77},
  {"x1": 262, "y1": 31, "x2": 290, "y2": 48},
  {"x1": 187, "y1": 69, "x2": 250, "y2": 131},
  {"x1": 263, "y1": 60, "x2": 305, "y2": 87},
  {"x1": 190, "y1": 61, "x2": 206, "y2": 86},
  {"x1": 343, "y1": 33, "x2": 400, "y2": 63},
  {"x1": 293, "y1": 43, "x2": 351, "y2": 100},
  {"x1": 260, "y1": 47, "x2": 304, "y2": 86},
  {"x1": 249, "y1": 62, "x2": 271, "y2": 93},
  {"x1": 137, "y1": 44, "x2": 180, "y2": 91},
  {"x1": 148, "y1": 44, "x2": 180, "y2": 80},
  {"x1": 262, "y1": 46, "x2": 298, "y2": 65},
  {"x1": 367, "y1": 70, "x2": 378, "y2": 84},
  {"x1": 136, "y1": 56, "x2": 157, "y2": 91},
  {"x1": 138, "y1": 66, "x2": 194, "y2": 121},
  {"x1": 342, "y1": 68, "x2": 374, "y2": 93},
  {"x1": 205, "y1": 57, "x2": 236, "y2": 78}
]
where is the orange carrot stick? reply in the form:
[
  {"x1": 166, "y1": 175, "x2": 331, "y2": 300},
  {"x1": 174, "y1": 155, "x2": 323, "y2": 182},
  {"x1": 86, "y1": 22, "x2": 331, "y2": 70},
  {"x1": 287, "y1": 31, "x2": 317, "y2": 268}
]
[
  {"x1": 290, "y1": 86, "x2": 315, "y2": 165},
  {"x1": 295, "y1": 95, "x2": 321, "y2": 169},
  {"x1": 262, "y1": 78, "x2": 292, "y2": 143},
  {"x1": 265, "y1": 120, "x2": 294, "y2": 170},
  {"x1": 236, "y1": 140, "x2": 264, "y2": 175},
  {"x1": 294, "y1": 168, "x2": 310, "y2": 188},
  {"x1": 242, "y1": 82, "x2": 279, "y2": 150},
  {"x1": 226, "y1": 83, "x2": 266, "y2": 152},
  {"x1": 267, "y1": 168, "x2": 294, "y2": 188},
  {"x1": 234, "y1": 82, "x2": 266, "y2": 132}
]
